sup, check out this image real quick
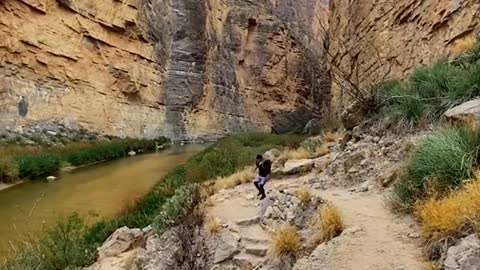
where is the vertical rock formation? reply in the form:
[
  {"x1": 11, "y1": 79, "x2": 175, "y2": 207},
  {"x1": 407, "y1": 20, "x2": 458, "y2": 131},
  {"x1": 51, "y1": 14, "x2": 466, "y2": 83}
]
[
  {"x1": 0, "y1": 0, "x2": 330, "y2": 140},
  {"x1": 328, "y1": 0, "x2": 480, "y2": 117}
]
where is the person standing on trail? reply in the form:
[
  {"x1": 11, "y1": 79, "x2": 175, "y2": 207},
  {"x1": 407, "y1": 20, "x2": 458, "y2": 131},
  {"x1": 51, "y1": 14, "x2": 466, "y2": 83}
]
[{"x1": 254, "y1": 154, "x2": 272, "y2": 200}]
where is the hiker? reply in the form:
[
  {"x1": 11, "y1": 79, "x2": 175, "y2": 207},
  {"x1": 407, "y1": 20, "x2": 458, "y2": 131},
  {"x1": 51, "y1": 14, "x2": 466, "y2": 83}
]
[{"x1": 254, "y1": 154, "x2": 272, "y2": 200}]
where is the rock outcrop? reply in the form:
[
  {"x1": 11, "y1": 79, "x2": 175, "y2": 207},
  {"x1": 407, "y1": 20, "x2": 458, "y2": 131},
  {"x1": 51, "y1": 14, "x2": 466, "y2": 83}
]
[
  {"x1": 0, "y1": 0, "x2": 330, "y2": 140},
  {"x1": 328, "y1": 0, "x2": 480, "y2": 118}
]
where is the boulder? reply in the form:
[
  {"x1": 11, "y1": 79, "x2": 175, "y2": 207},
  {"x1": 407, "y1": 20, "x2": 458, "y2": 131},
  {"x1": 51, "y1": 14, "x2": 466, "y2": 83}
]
[
  {"x1": 214, "y1": 230, "x2": 241, "y2": 264},
  {"x1": 303, "y1": 118, "x2": 322, "y2": 134},
  {"x1": 343, "y1": 152, "x2": 365, "y2": 172},
  {"x1": 444, "y1": 234, "x2": 480, "y2": 270},
  {"x1": 282, "y1": 159, "x2": 315, "y2": 175},
  {"x1": 128, "y1": 151, "x2": 137, "y2": 156},
  {"x1": 341, "y1": 100, "x2": 369, "y2": 130},
  {"x1": 97, "y1": 227, "x2": 143, "y2": 259},
  {"x1": 264, "y1": 148, "x2": 281, "y2": 161},
  {"x1": 236, "y1": 216, "x2": 261, "y2": 226},
  {"x1": 46, "y1": 176, "x2": 57, "y2": 182},
  {"x1": 85, "y1": 248, "x2": 144, "y2": 270},
  {"x1": 245, "y1": 246, "x2": 268, "y2": 257},
  {"x1": 444, "y1": 98, "x2": 480, "y2": 123}
]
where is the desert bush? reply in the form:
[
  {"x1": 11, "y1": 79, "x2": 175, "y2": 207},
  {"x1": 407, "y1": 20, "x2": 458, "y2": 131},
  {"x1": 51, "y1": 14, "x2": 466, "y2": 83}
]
[
  {"x1": 416, "y1": 173, "x2": 480, "y2": 241},
  {"x1": 206, "y1": 217, "x2": 222, "y2": 234},
  {"x1": 392, "y1": 126, "x2": 480, "y2": 208},
  {"x1": 296, "y1": 189, "x2": 313, "y2": 205},
  {"x1": 316, "y1": 203, "x2": 344, "y2": 242},
  {"x1": 0, "y1": 157, "x2": 19, "y2": 183},
  {"x1": 271, "y1": 225, "x2": 301, "y2": 257},
  {"x1": 16, "y1": 154, "x2": 61, "y2": 179},
  {"x1": 153, "y1": 184, "x2": 200, "y2": 234}
]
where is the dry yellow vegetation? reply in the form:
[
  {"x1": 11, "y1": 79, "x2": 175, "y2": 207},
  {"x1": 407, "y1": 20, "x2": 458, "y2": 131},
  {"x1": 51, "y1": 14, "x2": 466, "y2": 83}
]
[
  {"x1": 315, "y1": 203, "x2": 344, "y2": 243},
  {"x1": 206, "y1": 217, "x2": 222, "y2": 234},
  {"x1": 281, "y1": 144, "x2": 329, "y2": 161},
  {"x1": 271, "y1": 225, "x2": 301, "y2": 257},
  {"x1": 416, "y1": 171, "x2": 480, "y2": 240},
  {"x1": 296, "y1": 188, "x2": 313, "y2": 205},
  {"x1": 451, "y1": 36, "x2": 476, "y2": 56},
  {"x1": 321, "y1": 131, "x2": 342, "y2": 143},
  {"x1": 213, "y1": 166, "x2": 255, "y2": 192}
]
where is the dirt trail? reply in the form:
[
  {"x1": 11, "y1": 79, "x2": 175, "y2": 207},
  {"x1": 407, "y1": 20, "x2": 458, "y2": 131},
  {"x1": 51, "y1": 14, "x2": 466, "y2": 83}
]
[
  {"x1": 208, "y1": 176, "x2": 426, "y2": 270},
  {"x1": 307, "y1": 189, "x2": 425, "y2": 270}
]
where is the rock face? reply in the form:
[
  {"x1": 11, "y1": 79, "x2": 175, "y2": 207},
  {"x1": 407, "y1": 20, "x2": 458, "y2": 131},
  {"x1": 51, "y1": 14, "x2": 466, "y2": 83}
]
[
  {"x1": 443, "y1": 234, "x2": 480, "y2": 270},
  {"x1": 445, "y1": 98, "x2": 480, "y2": 123},
  {"x1": 328, "y1": 0, "x2": 480, "y2": 118},
  {"x1": 0, "y1": 0, "x2": 330, "y2": 140}
]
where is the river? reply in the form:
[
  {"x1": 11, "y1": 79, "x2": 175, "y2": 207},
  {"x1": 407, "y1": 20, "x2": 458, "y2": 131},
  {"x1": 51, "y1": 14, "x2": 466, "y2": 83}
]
[{"x1": 0, "y1": 144, "x2": 205, "y2": 257}]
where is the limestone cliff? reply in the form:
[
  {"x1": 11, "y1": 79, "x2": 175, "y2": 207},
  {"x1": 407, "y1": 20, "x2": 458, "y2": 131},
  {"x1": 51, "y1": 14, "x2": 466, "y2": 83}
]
[
  {"x1": 0, "y1": 0, "x2": 330, "y2": 140},
  {"x1": 328, "y1": 0, "x2": 480, "y2": 117}
]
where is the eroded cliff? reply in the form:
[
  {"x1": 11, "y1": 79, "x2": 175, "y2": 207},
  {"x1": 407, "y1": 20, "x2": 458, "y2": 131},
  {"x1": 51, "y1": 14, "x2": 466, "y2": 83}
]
[
  {"x1": 0, "y1": 0, "x2": 330, "y2": 140},
  {"x1": 328, "y1": 0, "x2": 480, "y2": 117}
]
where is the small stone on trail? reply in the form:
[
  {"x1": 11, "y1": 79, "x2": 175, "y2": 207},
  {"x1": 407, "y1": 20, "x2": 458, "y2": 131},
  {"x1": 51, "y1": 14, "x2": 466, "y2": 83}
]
[
  {"x1": 246, "y1": 246, "x2": 268, "y2": 257},
  {"x1": 407, "y1": 232, "x2": 420, "y2": 239},
  {"x1": 342, "y1": 226, "x2": 363, "y2": 235},
  {"x1": 236, "y1": 216, "x2": 261, "y2": 226}
]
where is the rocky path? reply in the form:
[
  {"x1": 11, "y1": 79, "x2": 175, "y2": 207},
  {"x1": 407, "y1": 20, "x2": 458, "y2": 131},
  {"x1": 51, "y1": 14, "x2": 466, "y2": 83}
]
[
  {"x1": 207, "y1": 176, "x2": 426, "y2": 270},
  {"x1": 295, "y1": 189, "x2": 425, "y2": 270}
]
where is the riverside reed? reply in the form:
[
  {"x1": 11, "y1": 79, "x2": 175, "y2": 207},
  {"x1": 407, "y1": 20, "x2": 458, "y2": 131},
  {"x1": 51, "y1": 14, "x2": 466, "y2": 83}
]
[{"x1": 0, "y1": 137, "x2": 168, "y2": 182}]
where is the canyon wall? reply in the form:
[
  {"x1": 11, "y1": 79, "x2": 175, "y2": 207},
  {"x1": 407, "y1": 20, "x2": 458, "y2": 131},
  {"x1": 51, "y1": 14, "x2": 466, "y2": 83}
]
[
  {"x1": 0, "y1": 0, "x2": 329, "y2": 140},
  {"x1": 328, "y1": 0, "x2": 480, "y2": 117}
]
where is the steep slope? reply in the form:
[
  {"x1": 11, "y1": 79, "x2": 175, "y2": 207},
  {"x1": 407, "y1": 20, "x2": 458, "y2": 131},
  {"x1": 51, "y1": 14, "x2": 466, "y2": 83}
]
[
  {"x1": 328, "y1": 0, "x2": 480, "y2": 117},
  {"x1": 0, "y1": 0, "x2": 330, "y2": 140}
]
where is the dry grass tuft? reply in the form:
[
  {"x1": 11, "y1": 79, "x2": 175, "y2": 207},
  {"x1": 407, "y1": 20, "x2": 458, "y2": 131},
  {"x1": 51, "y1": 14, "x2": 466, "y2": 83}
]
[
  {"x1": 213, "y1": 166, "x2": 255, "y2": 192},
  {"x1": 423, "y1": 262, "x2": 441, "y2": 270},
  {"x1": 281, "y1": 144, "x2": 329, "y2": 161},
  {"x1": 317, "y1": 203, "x2": 344, "y2": 242},
  {"x1": 271, "y1": 225, "x2": 301, "y2": 257},
  {"x1": 296, "y1": 189, "x2": 313, "y2": 205},
  {"x1": 416, "y1": 172, "x2": 480, "y2": 240},
  {"x1": 206, "y1": 217, "x2": 222, "y2": 234},
  {"x1": 451, "y1": 36, "x2": 476, "y2": 56},
  {"x1": 321, "y1": 131, "x2": 342, "y2": 143}
]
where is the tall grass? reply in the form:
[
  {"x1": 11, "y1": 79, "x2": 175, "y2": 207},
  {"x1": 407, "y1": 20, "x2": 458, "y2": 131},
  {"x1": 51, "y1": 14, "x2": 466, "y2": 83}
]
[
  {"x1": 1, "y1": 133, "x2": 300, "y2": 270},
  {"x1": 0, "y1": 137, "x2": 169, "y2": 182},
  {"x1": 392, "y1": 126, "x2": 480, "y2": 209},
  {"x1": 379, "y1": 45, "x2": 480, "y2": 125}
]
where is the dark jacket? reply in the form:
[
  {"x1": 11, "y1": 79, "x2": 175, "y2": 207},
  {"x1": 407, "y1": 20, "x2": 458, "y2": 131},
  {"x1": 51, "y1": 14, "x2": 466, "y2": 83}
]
[{"x1": 257, "y1": 160, "x2": 272, "y2": 177}]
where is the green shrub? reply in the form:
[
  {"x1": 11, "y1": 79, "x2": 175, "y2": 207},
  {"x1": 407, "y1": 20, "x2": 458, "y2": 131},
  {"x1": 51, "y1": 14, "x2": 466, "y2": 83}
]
[
  {"x1": 380, "y1": 56, "x2": 480, "y2": 125},
  {"x1": 153, "y1": 184, "x2": 199, "y2": 234},
  {"x1": 1, "y1": 214, "x2": 94, "y2": 270},
  {"x1": 393, "y1": 126, "x2": 480, "y2": 208},
  {"x1": 0, "y1": 157, "x2": 19, "y2": 183},
  {"x1": 16, "y1": 154, "x2": 61, "y2": 179},
  {"x1": 66, "y1": 142, "x2": 129, "y2": 166}
]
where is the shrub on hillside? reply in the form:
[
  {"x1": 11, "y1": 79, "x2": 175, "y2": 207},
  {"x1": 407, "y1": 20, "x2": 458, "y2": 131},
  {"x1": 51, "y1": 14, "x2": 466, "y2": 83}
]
[
  {"x1": 392, "y1": 126, "x2": 480, "y2": 208},
  {"x1": 416, "y1": 173, "x2": 480, "y2": 241},
  {"x1": 379, "y1": 56, "x2": 480, "y2": 125},
  {"x1": 16, "y1": 154, "x2": 61, "y2": 179},
  {"x1": 153, "y1": 184, "x2": 199, "y2": 234}
]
